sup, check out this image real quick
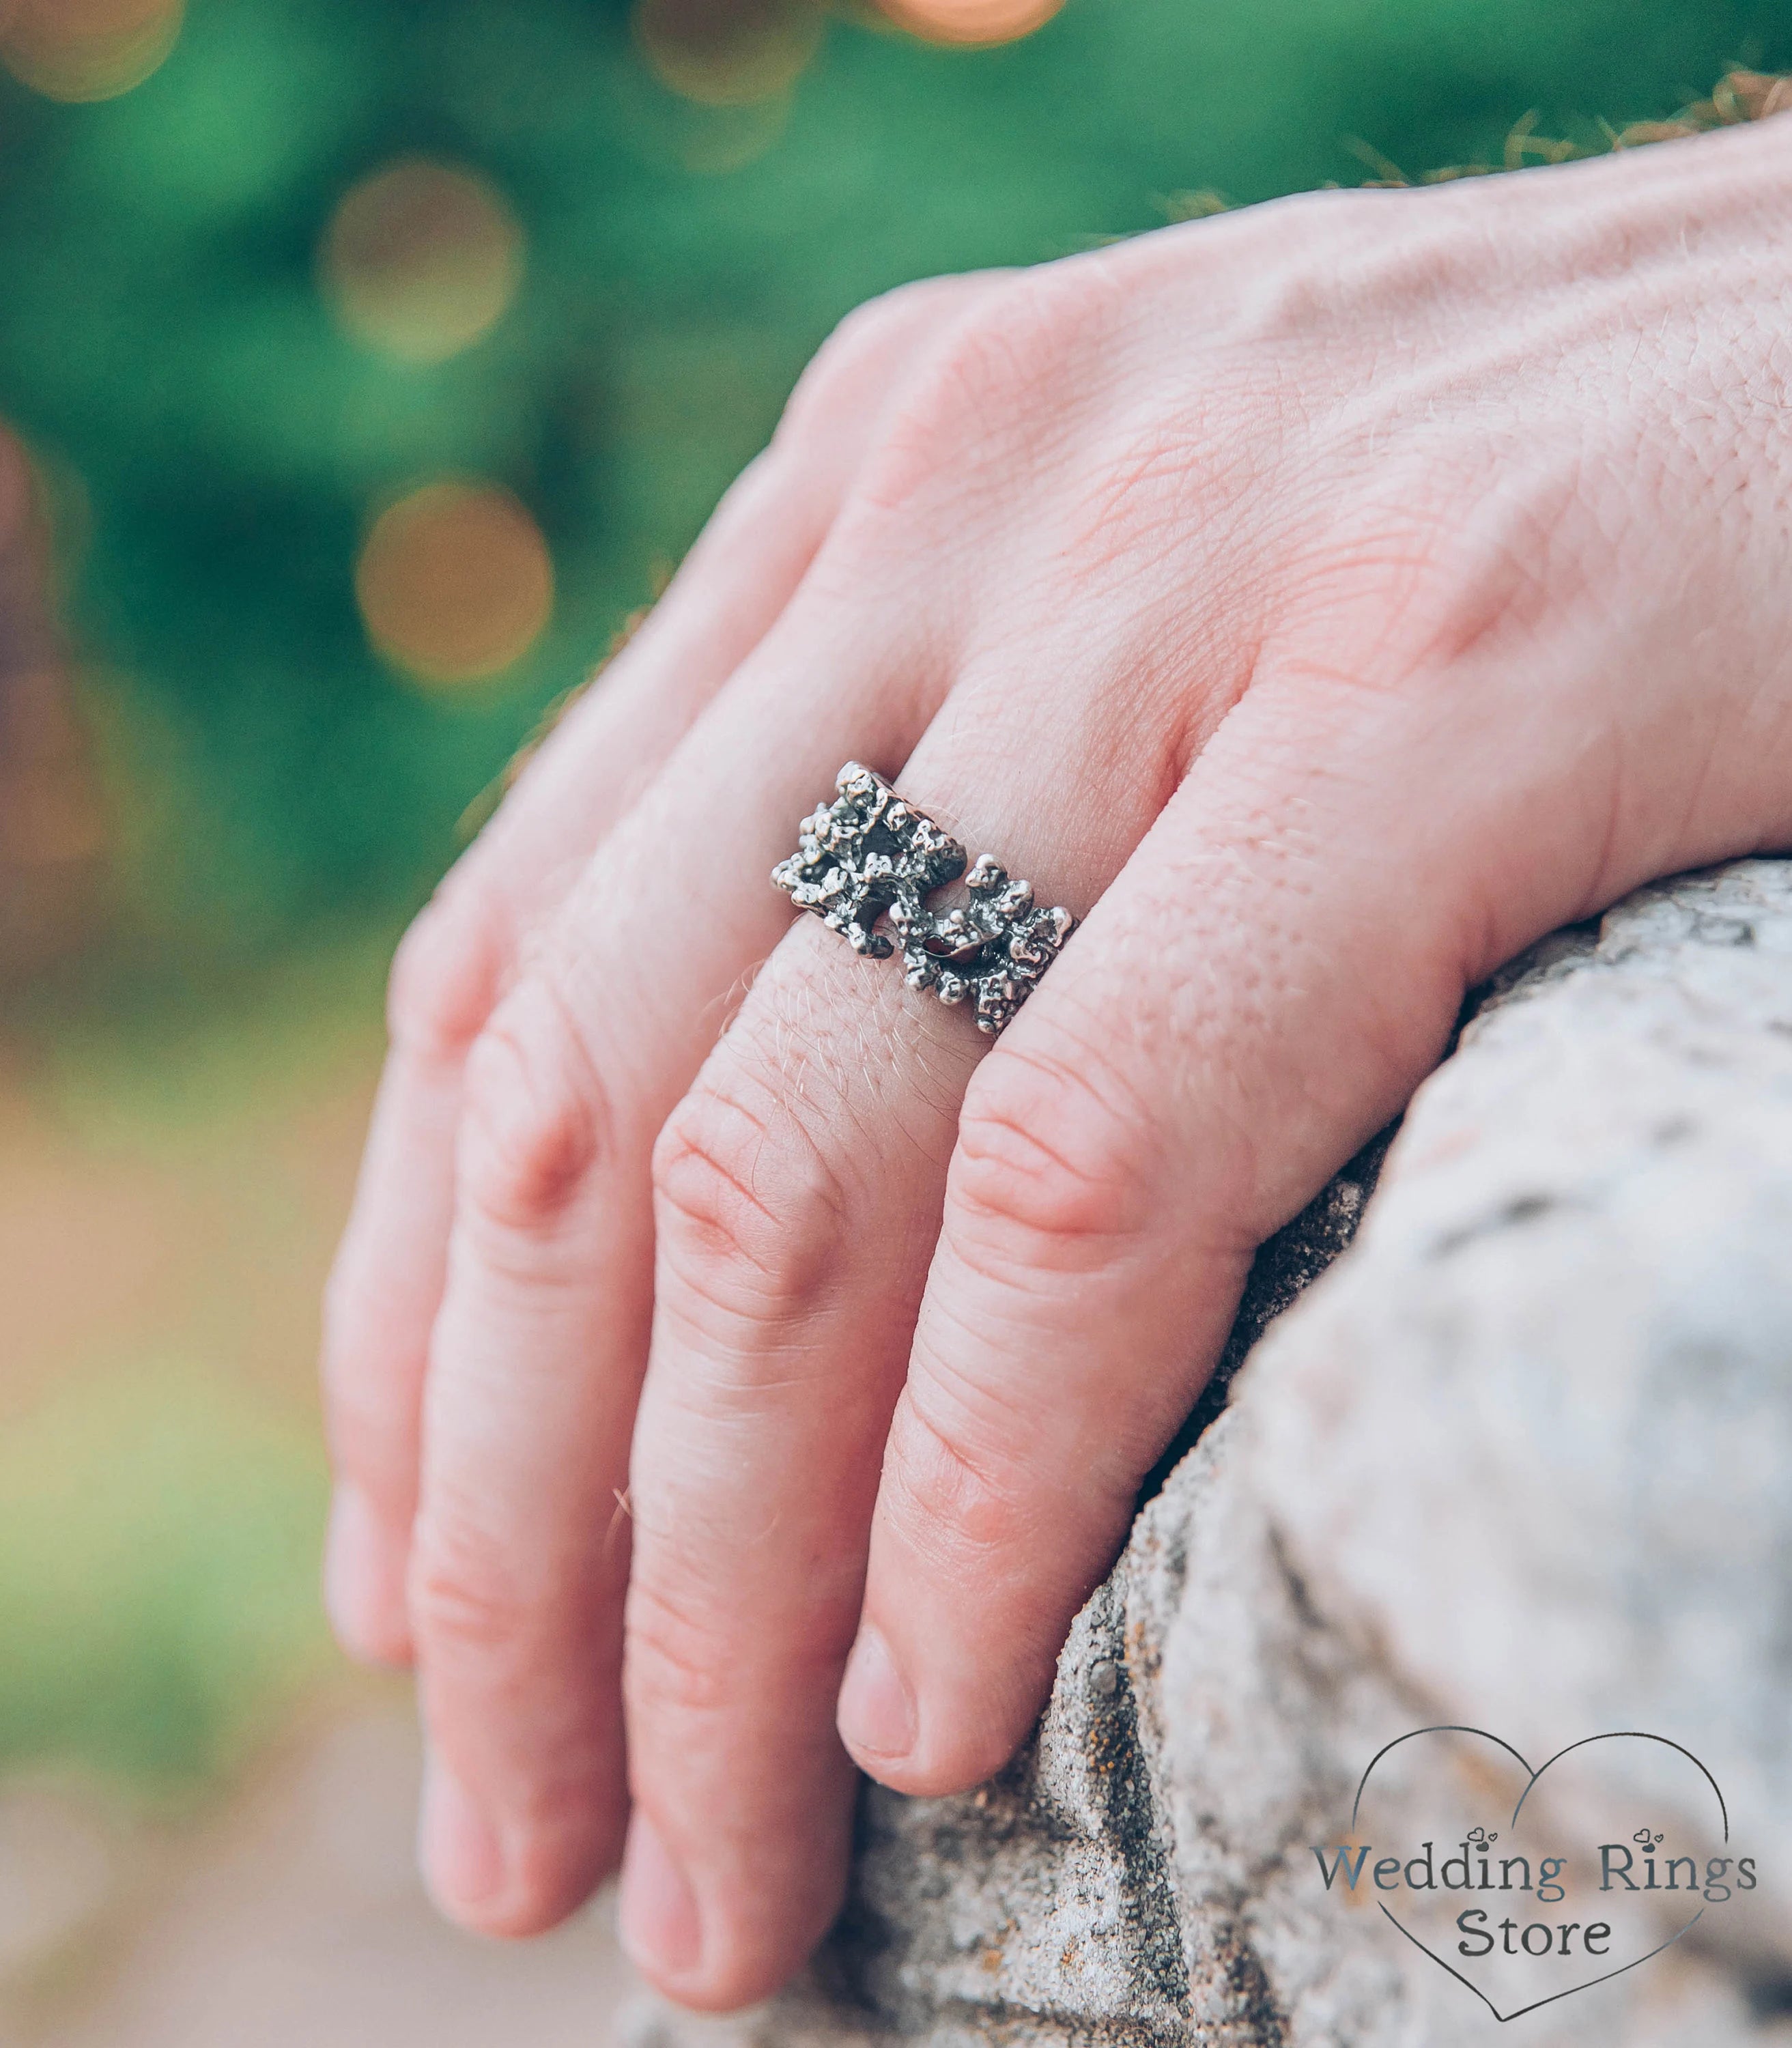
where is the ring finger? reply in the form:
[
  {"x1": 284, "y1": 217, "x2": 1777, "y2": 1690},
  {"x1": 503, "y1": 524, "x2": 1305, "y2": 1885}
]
[{"x1": 615, "y1": 626, "x2": 1255, "y2": 2006}]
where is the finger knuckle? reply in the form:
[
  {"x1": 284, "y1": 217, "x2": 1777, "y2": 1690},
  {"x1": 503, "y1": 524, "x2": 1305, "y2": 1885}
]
[
  {"x1": 651, "y1": 1069, "x2": 848, "y2": 1325},
  {"x1": 408, "y1": 1511, "x2": 535, "y2": 1668},
  {"x1": 883, "y1": 1380, "x2": 1036, "y2": 1567},
  {"x1": 318, "y1": 1303, "x2": 400, "y2": 1471},
  {"x1": 459, "y1": 980, "x2": 607, "y2": 1242},
  {"x1": 387, "y1": 876, "x2": 513, "y2": 1064},
  {"x1": 623, "y1": 1569, "x2": 737, "y2": 1721},
  {"x1": 948, "y1": 1029, "x2": 1153, "y2": 1284}
]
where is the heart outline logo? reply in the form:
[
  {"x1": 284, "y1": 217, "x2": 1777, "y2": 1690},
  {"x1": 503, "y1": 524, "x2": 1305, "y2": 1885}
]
[{"x1": 1348, "y1": 1726, "x2": 1729, "y2": 2023}]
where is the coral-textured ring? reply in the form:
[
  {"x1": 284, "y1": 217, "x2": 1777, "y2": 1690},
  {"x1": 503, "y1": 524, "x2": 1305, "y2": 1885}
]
[{"x1": 771, "y1": 762, "x2": 1078, "y2": 1037}]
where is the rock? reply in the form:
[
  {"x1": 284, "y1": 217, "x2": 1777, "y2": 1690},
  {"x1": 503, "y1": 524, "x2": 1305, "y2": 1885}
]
[{"x1": 621, "y1": 859, "x2": 1792, "y2": 2048}]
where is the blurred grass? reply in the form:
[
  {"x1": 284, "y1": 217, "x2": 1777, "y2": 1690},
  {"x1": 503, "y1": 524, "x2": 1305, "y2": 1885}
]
[
  {"x1": 0, "y1": 1364, "x2": 330, "y2": 1795},
  {"x1": 0, "y1": 926, "x2": 382, "y2": 1805},
  {"x1": 16, "y1": 918, "x2": 392, "y2": 1145}
]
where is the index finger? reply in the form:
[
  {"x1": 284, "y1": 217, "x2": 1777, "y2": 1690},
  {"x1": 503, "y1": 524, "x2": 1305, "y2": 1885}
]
[{"x1": 321, "y1": 445, "x2": 838, "y2": 1663}]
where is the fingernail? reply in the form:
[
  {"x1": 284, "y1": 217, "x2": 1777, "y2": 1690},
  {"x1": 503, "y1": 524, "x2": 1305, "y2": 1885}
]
[
  {"x1": 618, "y1": 1810, "x2": 702, "y2": 1978},
  {"x1": 323, "y1": 1483, "x2": 396, "y2": 1657},
  {"x1": 837, "y1": 1623, "x2": 916, "y2": 1762},
  {"x1": 420, "y1": 1757, "x2": 508, "y2": 1918}
]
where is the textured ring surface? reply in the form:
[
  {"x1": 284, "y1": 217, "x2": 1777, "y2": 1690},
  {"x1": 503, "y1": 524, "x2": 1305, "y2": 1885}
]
[{"x1": 771, "y1": 762, "x2": 1077, "y2": 1036}]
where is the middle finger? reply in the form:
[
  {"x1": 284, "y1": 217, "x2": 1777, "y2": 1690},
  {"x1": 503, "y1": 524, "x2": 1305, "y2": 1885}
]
[{"x1": 408, "y1": 601, "x2": 937, "y2": 1937}]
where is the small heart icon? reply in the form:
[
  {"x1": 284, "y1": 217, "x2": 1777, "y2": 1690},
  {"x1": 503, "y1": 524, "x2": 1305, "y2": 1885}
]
[{"x1": 1334, "y1": 1726, "x2": 1735, "y2": 2022}]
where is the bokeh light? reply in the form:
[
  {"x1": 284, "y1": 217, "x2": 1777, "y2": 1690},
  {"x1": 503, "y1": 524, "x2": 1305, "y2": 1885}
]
[
  {"x1": 0, "y1": 0, "x2": 184, "y2": 102},
  {"x1": 356, "y1": 482, "x2": 554, "y2": 689},
  {"x1": 634, "y1": 0, "x2": 823, "y2": 107},
  {"x1": 879, "y1": 0, "x2": 1062, "y2": 47},
  {"x1": 679, "y1": 95, "x2": 794, "y2": 175},
  {"x1": 321, "y1": 159, "x2": 524, "y2": 367}
]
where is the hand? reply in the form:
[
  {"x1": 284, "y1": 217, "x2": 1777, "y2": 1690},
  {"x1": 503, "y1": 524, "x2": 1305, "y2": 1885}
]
[{"x1": 323, "y1": 117, "x2": 1792, "y2": 2009}]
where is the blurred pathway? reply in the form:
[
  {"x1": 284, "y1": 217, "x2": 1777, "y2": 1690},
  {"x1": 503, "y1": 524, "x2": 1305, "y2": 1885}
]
[
  {"x1": 2, "y1": 1701, "x2": 639, "y2": 2048},
  {"x1": 0, "y1": 962, "x2": 642, "y2": 2047},
  {"x1": 0, "y1": 993, "x2": 380, "y2": 1427}
]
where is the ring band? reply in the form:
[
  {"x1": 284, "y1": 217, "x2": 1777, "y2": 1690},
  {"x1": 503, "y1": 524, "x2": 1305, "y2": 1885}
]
[{"x1": 771, "y1": 763, "x2": 1077, "y2": 1036}]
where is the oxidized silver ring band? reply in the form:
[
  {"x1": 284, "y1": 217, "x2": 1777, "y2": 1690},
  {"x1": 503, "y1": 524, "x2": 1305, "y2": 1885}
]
[{"x1": 771, "y1": 762, "x2": 1077, "y2": 1037}]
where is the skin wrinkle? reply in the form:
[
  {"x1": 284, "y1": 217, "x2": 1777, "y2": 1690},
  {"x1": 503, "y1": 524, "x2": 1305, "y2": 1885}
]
[
  {"x1": 920, "y1": 1232, "x2": 1189, "y2": 1356},
  {"x1": 628, "y1": 1588, "x2": 860, "y2": 1743},
  {"x1": 625, "y1": 1573, "x2": 770, "y2": 1723},
  {"x1": 883, "y1": 1353, "x2": 1152, "y2": 1632},
  {"x1": 883, "y1": 1378, "x2": 1051, "y2": 1563},
  {"x1": 655, "y1": 1091, "x2": 845, "y2": 1302},
  {"x1": 409, "y1": 1505, "x2": 571, "y2": 1666},
  {"x1": 954, "y1": 1061, "x2": 1159, "y2": 1255}
]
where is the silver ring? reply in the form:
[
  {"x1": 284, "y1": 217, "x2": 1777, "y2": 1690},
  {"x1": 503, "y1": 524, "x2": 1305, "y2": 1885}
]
[{"x1": 771, "y1": 762, "x2": 1077, "y2": 1037}]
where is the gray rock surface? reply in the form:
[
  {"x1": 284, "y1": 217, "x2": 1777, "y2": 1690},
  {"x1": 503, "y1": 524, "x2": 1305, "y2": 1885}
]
[{"x1": 623, "y1": 859, "x2": 1792, "y2": 2048}]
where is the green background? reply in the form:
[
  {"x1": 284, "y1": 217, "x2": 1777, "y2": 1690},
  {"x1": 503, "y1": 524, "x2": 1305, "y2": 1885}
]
[{"x1": 3, "y1": 0, "x2": 1787, "y2": 961}]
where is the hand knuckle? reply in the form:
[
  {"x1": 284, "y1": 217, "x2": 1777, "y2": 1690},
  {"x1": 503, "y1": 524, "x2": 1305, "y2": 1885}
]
[
  {"x1": 387, "y1": 876, "x2": 512, "y2": 1064},
  {"x1": 781, "y1": 275, "x2": 980, "y2": 440},
  {"x1": 459, "y1": 980, "x2": 606, "y2": 1241},
  {"x1": 651, "y1": 1070, "x2": 847, "y2": 1322},
  {"x1": 834, "y1": 270, "x2": 1100, "y2": 513},
  {"x1": 939, "y1": 274, "x2": 1064, "y2": 390}
]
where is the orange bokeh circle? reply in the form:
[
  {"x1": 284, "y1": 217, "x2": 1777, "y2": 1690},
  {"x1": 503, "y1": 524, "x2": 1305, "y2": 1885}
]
[
  {"x1": 356, "y1": 482, "x2": 554, "y2": 688},
  {"x1": 634, "y1": 0, "x2": 823, "y2": 106},
  {"x1": 1, "y1": 0, "x2": 184, "y2": 102},
  {"x1": 322, "y1": 158, "x2": 524, "y2": 367},
  {"x1": 879, "y1": 0, "x2": 1062, "y2": 46}
]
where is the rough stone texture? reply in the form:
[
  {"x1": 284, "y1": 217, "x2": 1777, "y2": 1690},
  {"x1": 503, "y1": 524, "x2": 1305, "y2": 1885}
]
[{"x1": 622, "y1": 859, "x2": 1792, "y2": 2048}]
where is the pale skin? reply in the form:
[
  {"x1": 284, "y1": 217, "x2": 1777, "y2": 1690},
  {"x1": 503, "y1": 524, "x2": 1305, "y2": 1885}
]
[{"x1": 322, "y1": 117, "x2": 1792, "y2": 2008}]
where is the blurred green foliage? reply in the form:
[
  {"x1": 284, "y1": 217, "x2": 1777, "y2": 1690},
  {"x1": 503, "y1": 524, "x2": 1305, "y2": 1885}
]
[
  {"x1": 0, "y1": 1366, "x2": 328, "y2": 1791},
  {"x1": 1, "y1": 0, "x2": 1787, "y2": 955}
]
